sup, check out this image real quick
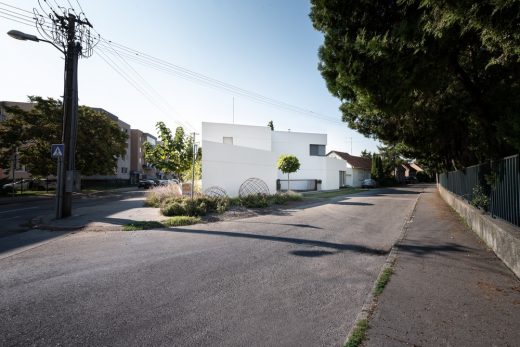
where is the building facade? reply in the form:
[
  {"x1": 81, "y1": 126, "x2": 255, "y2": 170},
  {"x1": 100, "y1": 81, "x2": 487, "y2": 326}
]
[
  {"x1": 201, "y1": 122, "x2": 346, "y2": 196},
  {"x1": 327, "y1": 151, "x2": 372, "y2": 187},
  {"x1": 130, "y1": 129, "x2": 157, "y2": 181}
]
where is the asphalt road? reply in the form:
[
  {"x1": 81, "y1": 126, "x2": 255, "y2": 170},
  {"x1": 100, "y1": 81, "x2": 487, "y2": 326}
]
[
  {"x1": 0, "y1": 187, "x2": 421, "y2": 346},
  {"x1": 0, "y1": 189, "x2": 146, "y2": 237}
]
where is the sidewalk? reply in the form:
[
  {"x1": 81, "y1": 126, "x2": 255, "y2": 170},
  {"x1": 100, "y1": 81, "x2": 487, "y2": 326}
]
[{"x1": 364, "y1": 186, "x2": 520, "y2": 346}]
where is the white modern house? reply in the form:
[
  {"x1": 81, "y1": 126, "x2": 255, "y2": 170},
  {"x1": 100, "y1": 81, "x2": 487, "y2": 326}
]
[
  {"x1": 327, "y1": 151, "x2": 372, "y2": 187},
  {"x1": 201, "y1": 122, "x2": 346, "y2": 196}
]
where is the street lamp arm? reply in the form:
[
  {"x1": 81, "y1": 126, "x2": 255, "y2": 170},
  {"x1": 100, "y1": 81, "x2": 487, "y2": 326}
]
[{"x1": 7, "y1": 30, "x2": 65, "y2": 54}]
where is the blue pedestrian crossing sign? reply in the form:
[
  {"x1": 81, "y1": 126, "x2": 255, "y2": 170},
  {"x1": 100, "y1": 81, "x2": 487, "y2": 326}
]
[{"x1": 51, "y1": 144, "x2": 64, "y2": 158}]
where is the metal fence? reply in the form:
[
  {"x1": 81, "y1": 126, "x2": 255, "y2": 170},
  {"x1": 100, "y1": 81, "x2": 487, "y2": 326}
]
[{"x1": 438, "y1": 154, "x2": 519, "y2": 227}]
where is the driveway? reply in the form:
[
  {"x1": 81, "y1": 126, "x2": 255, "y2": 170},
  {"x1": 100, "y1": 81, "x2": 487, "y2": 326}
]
[{"x1": 0, "y1": 187, "x2": 422, "y2": 346}]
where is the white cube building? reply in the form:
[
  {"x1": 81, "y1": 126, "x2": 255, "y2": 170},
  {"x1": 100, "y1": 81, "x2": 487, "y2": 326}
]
[{"x1": 201, "y1": 122, "x2": 346, "y2": 197}]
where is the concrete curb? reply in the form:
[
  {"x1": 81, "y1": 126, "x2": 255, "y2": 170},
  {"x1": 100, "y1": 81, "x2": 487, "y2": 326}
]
[
  {"x1": 438, "y1": 185, "x2": 520, "y2": 279},
  {"x1": 342, "y1": 189, "x2": 421, "y2": 346}
]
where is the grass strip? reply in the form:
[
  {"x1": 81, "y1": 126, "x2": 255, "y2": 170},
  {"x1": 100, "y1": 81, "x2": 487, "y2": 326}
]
[
  {"x1": 345, "y1": 319, "x2": 368, "y2": 347},
  {"x1": 123, "y1": 221, "x2": 165, "y2": 231},
  {"x1": 163, "y1": 216, "x2": 201, "y2": 227},
  {"x1": 373, "y1": 267, "x2": 394, "y2": 296}
]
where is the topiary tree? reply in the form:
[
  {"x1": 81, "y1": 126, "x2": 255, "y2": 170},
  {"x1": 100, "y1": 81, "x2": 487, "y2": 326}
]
[{"x1": 277, "y1": 154, "x2": 300, "y2": 191}]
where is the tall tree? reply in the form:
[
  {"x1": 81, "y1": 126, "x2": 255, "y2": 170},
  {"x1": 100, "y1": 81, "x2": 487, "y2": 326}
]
[
  {"x1": 0, "y1": 97, "x2": 127, "y2": 177},
  {"x1": 277, "y1": 154, "x2": 300, "y2": 191},
  {"x1": 360, "y1": 150, "x2": 372, "y2": 159},
  {"x1": 144, "y1": 122, "x2": 194, "y2": 180},
  {"x1": 310, "y1": 0, "x2": 520, "y2": 169}
]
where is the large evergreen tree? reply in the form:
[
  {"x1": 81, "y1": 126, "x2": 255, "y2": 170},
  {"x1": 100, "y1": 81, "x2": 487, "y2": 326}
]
[{"x1": 310, "y1": 0, "x2": 520, "y2": 169}]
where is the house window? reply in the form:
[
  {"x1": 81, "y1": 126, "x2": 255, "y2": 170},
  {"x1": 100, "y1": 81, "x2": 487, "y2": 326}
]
[
  {"x1": 121, "y1": 167, "x2": 128, "y2": 174},
  {"x1": 309, "y1": 144, "x2": 325, "y2": 156},
  {"x1": 223, "y1": 137, "x2": 233, "y2": 145}
]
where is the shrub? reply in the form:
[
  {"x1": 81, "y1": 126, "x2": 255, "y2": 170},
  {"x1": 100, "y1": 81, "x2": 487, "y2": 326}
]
[
  {"x1": 145, "y1": 184, "x2": 182, "y2": 207},
  {"x1": 163, "y1": 216, "x2": 201, "y2": 227},
  {"x1": 123, "y1": 221, "x2": 164, "y2": 231},
  {"x1": 471, "y1": 184, "x2": 489, "y2": 211},
  {"x1": 160, "y1": 196, "x2": 230, "y2": 216},
  {"x1": 239, "y1": 193, "x2": 270, "y2": 208}
]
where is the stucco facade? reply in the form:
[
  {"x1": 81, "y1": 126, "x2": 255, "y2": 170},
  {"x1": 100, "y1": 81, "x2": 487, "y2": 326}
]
[{"x1": 201, "y1": 122, "x2": 346, "y2": 196}]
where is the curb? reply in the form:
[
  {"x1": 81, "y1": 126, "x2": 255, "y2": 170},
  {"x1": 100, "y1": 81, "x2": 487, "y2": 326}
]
[{"x1": 342, "y1": 189, "x2": 422, "y2": 346}]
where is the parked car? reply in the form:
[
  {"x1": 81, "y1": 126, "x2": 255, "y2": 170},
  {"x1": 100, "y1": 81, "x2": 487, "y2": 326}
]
[
  {"x1": 361, "y1": 178, "x2": 377, "y2": 188},
  {"x1": 138, "y1": 179, "x2": 156, "y2": 189},
  {"x1": 2, "y1": 179, "x2": 32, "y2": 191}
]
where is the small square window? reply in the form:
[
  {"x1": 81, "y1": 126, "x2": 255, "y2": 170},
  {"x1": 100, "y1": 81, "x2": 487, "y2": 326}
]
[{"x1": 310, "y1": 144, "x2": 325, "y2": 156}]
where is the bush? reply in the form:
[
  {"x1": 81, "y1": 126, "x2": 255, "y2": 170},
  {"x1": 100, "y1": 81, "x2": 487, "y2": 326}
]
[
  {"x1": 160, "y1": 196, "x2": 229, "y2": 216},
  {"x1": 239, "y1": 194, "x2": 270, "y2": 208},
  {"x1": 471, "y1": 184, "x2": 489, "y2": 211},
  {"x1": 269, "y1": 191, "x2": 303, "y2": 205}
]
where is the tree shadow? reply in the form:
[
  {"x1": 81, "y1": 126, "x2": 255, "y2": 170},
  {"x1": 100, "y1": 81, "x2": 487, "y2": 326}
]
[
  {"x1": 396, "y1": 242, "x2": 469, "y2": 255},
  {"x1": 289, "y1": 250, "x2": 335, "y2": 257},
  {"x1": 167, "y1": 228, "x2": 389, "y2": 255},
  {"x1": 229, "y1": 220, "x2": 322, "y2": 229},
  {"x1": 333, "y1": 201, "x2": 374, "y2": 206}
]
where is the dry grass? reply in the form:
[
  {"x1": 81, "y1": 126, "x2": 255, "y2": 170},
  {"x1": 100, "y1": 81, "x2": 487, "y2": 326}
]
[{"x1": 145, "y1": 184, "x2": 182, "y2": 207}]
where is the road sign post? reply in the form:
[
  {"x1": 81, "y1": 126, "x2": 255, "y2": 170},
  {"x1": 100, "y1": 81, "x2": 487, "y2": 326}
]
[{"x1": 51, "y1": 144, "x2": 64, "y2": 219}]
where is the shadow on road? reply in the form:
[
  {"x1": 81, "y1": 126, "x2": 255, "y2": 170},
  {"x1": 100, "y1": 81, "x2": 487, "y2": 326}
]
[{"x1": 168, "y1": 228, "x2": 389, "y2": 255}]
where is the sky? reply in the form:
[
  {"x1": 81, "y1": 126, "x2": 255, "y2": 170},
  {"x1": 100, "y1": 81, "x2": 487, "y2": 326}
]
[{"x1": 0, "y1": 0, "x2": 380, "y2": 155}]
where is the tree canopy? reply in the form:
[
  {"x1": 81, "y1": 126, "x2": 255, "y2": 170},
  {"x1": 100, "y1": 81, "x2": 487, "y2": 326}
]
[
  {"x1": 277, "y1": 154, "x2": 300, "y2": 190},
  {"x1": 144, "y1": 122, "x2": 197, "y2": 180},
  {"x1": 311, "y1": 0, "x2": 520, "y2": 170},
  {"x1": 0, "y1": 96, "x2": 128, "y2": 177}
]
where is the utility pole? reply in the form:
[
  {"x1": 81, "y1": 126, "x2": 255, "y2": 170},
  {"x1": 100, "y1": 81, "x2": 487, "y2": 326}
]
[{"x1": 57, "y1": 14, "x2": 80, "y2": 218}]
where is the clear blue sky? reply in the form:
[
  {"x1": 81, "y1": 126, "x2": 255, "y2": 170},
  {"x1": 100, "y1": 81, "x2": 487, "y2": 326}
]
[{"x1": 0, "y1": 0, "x2": 380, "y2": 155}]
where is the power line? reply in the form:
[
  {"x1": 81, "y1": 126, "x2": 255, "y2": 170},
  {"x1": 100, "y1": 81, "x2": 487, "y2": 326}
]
[{"x1": 97, "y1": 38, "x2": 196, "y2": 131}]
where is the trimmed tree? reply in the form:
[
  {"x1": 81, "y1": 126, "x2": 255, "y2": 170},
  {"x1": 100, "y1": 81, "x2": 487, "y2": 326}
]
[{"x1": 277, "y1": 154, "x2": 300, "y2": 191}]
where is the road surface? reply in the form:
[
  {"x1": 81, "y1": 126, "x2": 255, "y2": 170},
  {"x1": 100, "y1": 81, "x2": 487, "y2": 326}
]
[{"x1": 0, "y1": 187, "x2": 422, "y2": 346}]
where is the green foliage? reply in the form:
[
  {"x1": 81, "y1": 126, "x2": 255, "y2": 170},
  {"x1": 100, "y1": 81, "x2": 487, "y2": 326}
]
[
  {"x1": 345, "y1": 319, "x2": 368, "y2": 347},
  {"x1": 163, "y1": 216, "x2": 201, "y2": 227},
  {"x1": 416, "y1": 171, "x2": 433, "y2": 183},
  {"x1": 239, "y1": 194, "x2": 270, "y2": 208},
  {"x1": 123, "y1": 221, "x2": 164, "y2": 231},
  {"x1": 471, "y1": 185, "x2": 489, "y2": 211},
  {"x1": 374, "y1": 267, "x2": 394, "y2": 296},
  {"x1": 267, "y1": 120, "x2": 274, "y2": 131},
  {"x1": 0, "y1": 97, "x2": 128, "y2": 177},
  {"x1": 371, "y1": 154, "x2": 384, "y2": 180},
  {"x1": 360, "y1": 149, "x2": 372, "y2": 159},
  {"x1": 160, "y1": 196, "x2": 229, "y2": 216},
  {"x1": 311, "y1": 0, "x2": 520, "y2": 170},
  {"x1": 144, "y1": 122, "x2": 197, "y2": 180},
  {"x1": 277, "y1": 154, "x2": 301, "y2": 190}
]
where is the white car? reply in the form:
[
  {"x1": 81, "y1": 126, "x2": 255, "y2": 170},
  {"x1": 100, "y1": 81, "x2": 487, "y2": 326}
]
[
  {"x1": 2, "y1": 179, "x2": 32, "y2": 191},
  {"x1": 361, "y1": 178, "x2": 377, "y2": 188}
]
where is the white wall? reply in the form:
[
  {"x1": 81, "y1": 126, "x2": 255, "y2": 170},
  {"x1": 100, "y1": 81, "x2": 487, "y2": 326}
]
[
  {"x1": 202, "y1": 122, "x2": 272, "y2": 151},
  {"x1": 202, "y1": 122, "x2": 347, "y2": 194},
  {"x1": 202, "y1": 140, "x2": 277, "y2": 197}
]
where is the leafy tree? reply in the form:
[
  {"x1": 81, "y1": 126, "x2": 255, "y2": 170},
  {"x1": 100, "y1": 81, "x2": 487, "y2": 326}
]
[
  {"x1": 310, "y1": 0, "x2": 520, "y2": 170},
  {"x1": 277, "y1": 154, "x2": 300, "y2": 191},
  {"x1": 144, "y1": 122, "x2": 195, "y2": 180},
  {"x1": 360, "y1": 150, "x2": 372, "y2": 159},
  {"x1": 267, "y1": 120, "x2": 274, "y2": 131},
  {"x1": 0, "y1": 96, "x2": 127, "y2": 177}
]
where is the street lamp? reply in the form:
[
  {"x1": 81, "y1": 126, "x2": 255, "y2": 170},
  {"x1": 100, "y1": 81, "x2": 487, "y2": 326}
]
[
  {"x1": 7, "y1": 30, "x2": 64, "y2": 53},
  {"x1": 7, "y1": 28, "x2": 77, "y2": 219}
]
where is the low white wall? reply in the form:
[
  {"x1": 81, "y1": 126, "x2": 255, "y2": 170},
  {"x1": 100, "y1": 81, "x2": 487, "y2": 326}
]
[
  {"x1": 202, "y1": 140, "x2": 277, "y2": 197},
  {"x1": 438, "y1": 185, "x2": 520, "y2": 278}
]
